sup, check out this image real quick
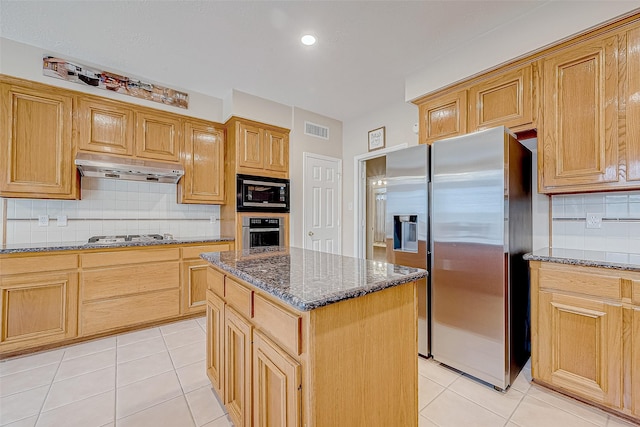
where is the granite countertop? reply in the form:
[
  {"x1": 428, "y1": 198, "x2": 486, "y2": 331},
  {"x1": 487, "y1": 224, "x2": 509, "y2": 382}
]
[
  {"x1": 0, "y1": 236, "x2": 235, "y2": 254},
  {"x1": 201, "y1": 246, "x2": 428, "y2": 311},
  {"x1": 524, "y1": 247, "x2": 640, "y2": 272}
]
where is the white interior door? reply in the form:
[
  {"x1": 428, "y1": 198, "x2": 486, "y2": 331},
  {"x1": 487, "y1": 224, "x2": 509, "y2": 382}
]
[{"x1": 303, "y1": 153, "x2": 341, "y2": 254}]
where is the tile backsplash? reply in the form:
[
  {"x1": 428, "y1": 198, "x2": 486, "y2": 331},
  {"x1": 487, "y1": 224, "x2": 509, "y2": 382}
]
[
  {"x1": 3, "y1": 178, "x2": 220, "y2": 245},
  {"x1": 552, "y1": 191, "x2": 640, "y2": 253}
]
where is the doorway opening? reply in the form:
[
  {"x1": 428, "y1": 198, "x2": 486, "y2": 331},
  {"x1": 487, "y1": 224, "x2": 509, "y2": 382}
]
[{"x1": 365, "y1": 156, "x2": 386, "y2": 262}]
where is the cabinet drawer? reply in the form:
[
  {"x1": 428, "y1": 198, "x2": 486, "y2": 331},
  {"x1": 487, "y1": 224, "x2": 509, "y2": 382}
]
[
  {"x1": 81, "y1": 288, "x2": 180, "y2": 335},
  {"x1": 82, "y1": 262, "x2": 179, "y2": 301},
  {"x1": 1, "y1": 254, "x2": 78, "y2": 275},
  {"x1": 81, "y1": 248, "x2": 180, "y2": 268},
  {"x1": 538, "y1": 265, "x2": 621, "y2": 300},
  {"x1": 207, "y1": 268, "x2": 225, "y2": 297},
  {"x1": 182, "y1": 244, "x2": 230, "y2": 259},
  {"x1": 253, "y1": 293, "x2": 301, "y2": 356},
  {"x1": 225, "y1": 277, "x2": 253, "y2": 319}
]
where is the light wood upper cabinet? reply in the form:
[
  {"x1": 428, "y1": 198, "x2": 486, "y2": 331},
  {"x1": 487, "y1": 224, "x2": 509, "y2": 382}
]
[
  {"x1": 179, "y1": 120, "x2": 225, "y2": 204},
  {"x1": 540, "y1": 34, "x2": 619, "y2": 192},
  {"x1": 625, "y1": 27, "x2": 640, "y2": 183},
  {"x1": 77, "y1": 96, "x2": 134, "y2": 156},
  {"x1": 0, "y1": 79, "x2": 77, "y2": 199},
  {"x1": 469, "y1": 65, "x2": 533, "y2": 132},
  {"x1": 135, "y1": 110, "x2": 181, "y2": 162},
  {"x1": 418, "y1": 90, "x2": 467, "y2": 144},
  {"x1": 234, "y1": 119, "x2": 290, "y2": 179}
]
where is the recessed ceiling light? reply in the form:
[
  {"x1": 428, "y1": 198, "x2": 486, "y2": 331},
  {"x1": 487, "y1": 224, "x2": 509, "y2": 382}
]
[{"x1": 301, "y1": 34, "x2": 317, "y2": 46}]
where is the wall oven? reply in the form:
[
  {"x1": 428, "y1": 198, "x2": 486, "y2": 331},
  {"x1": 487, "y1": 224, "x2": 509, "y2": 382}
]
[
  {"x1": 242, "y1": 216, "x2": 285, "y2": 249},
  {"x1": 237, "y1": 174, "x2": 290, "y2": 212}
]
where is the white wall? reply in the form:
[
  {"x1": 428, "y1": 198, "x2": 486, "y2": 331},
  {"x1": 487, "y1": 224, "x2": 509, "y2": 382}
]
[
  {"x1": 0, "y1": 38, "x2": 224, "y2": 122},
  {"x1": 4, "y1": 178, "x2": 220, "y2": 245},
  {"x1": 290, "y1": 107, "x2": 343, "y2": 248},
  {"x1": 225, "y1": 89, "x2": 292, "y2": 129},
  {"x1": 405, "y1": 3, "x2": 640, "y2": 101},
  {"x1": 342, "y1": 101, "x2": 419, "y2": 256}
]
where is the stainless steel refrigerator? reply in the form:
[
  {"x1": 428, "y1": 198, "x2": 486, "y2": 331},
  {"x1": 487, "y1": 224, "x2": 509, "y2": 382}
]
[
  {"x1": 385, "y1": 144, "x2": 429, "y2": 356},
  {"x1": 430, "y1": 126, "x2": 531, "y2": 390}
]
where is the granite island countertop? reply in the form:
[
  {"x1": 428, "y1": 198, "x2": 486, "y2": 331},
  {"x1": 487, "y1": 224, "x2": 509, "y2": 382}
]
[
  {"x1": 524, "y1": 247, "x2": 640, "y2": 272},
  {"x1": 201, "y1": 246, "x2": 428, "y2": 311},
  {"x1": 0, "y1": 236, "x2": 235, "y2": 254}
]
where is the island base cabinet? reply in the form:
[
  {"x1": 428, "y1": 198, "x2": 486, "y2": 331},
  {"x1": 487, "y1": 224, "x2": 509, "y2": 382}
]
[
  {"x1": 206, "y1": 290, "x2": 224, "y2": 398},
  {"x1": 537, "y1": 290, "x2": 622, "y2": 408},
  {"x1": 225, "y1": 306, "x2": 252, "y2": 427},
  {"x1": 633, "y1": 307, "x2": 640, "y2": 418},
  {"x1": 0, "y1": 272, "x2": 78, "y2": 353},
  {"x1": 253, "y1": 330, "x2": 301, "y2": 427}
]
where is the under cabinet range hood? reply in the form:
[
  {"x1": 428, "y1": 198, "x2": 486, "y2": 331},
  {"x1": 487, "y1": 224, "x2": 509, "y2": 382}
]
[{"x1": 75, "y1": 152, "x2": 184, "y2": 184}]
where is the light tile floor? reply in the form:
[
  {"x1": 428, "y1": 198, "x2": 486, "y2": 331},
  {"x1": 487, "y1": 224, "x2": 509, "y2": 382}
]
[{"x1": 0, "y1": 316, "x2": 637, "y2": 427}]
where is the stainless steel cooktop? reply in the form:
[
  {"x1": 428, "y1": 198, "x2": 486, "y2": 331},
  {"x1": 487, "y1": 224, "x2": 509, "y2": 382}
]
[{"x1": 87, "y1": 234, "x2": 164, "y2": 245}]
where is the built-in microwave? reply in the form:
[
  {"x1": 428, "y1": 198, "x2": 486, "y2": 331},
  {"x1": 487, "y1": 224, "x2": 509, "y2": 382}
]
[{"x1": 236, "y1": 174, "x2": 290, "y2": 212}]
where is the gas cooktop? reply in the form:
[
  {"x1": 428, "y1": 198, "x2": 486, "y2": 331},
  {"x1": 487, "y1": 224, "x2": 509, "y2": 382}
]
[{"x1": 87, "y1": 234, "x2": 164, "y2": 245}]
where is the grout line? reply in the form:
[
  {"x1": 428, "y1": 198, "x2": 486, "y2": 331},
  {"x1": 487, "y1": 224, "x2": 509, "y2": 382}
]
[{"x1": 34, "y1": 351, "x2": 65, "y2": 425}]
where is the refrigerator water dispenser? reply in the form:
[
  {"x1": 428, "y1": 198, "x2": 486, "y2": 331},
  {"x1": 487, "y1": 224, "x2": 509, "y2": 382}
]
[{"x1": 393, "y1": 215, "x2": 418, "y2": 252}]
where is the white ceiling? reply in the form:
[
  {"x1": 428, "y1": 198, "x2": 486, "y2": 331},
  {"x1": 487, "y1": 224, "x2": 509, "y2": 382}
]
[{"x1": 1, "y1": 1, "x2": 639, "y2": 122}]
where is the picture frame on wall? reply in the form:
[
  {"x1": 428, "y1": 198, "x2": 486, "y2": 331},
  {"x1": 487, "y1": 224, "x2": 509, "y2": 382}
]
[{"x1": 368, "y1": 126, "x2": 385, "y2": 151}]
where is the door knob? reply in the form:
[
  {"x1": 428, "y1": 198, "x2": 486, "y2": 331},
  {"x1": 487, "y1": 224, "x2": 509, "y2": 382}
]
[{"x1": 308, "y1": 231, "x2": 314, "y2": 236}]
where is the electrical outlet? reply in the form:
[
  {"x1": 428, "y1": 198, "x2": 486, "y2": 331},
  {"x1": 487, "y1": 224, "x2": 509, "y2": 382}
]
[
  {"x1": 586, "y1": 212, "x2": 602, "y2": 229},
  {"x1": 56, "y1": 215, "x2": 68, "y2": 227},
  {"x1": 38, "y1": 215, "x2": 49, "y2": 227},
  {"x1": 210, "y1": 216, "x2": 216, "y2": 223}
]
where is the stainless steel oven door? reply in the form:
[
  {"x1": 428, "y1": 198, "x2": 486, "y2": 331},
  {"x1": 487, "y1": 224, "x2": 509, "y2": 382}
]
[{"x1": 242, "y1": 217, "x2": 285, "y2": 248}]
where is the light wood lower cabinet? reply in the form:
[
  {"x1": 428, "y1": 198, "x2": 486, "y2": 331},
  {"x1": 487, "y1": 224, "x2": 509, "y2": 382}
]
[
  {"x1": 181, "y1": 243, "x2": 232, "y2": 315},
  {"x1": 206, "y1": 264, "x2": 417, "y2": 427},
  {"x1": 530, "y1": 261, "x2": 639, "y2": 422}
]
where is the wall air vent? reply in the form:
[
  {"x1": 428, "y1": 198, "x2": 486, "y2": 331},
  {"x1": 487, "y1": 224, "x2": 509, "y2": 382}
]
[{"x1": 304, "y1": 121, "x2": 329, "y2": 140}]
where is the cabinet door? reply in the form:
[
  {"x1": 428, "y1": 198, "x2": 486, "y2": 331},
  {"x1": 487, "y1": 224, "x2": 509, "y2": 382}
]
[
  {"x1": 633, "y1": 306, "x2": 640, "y2": 418},
  {"x1": 0, "y1": 82, "x2": 76, "y2": 198},
  {"x1": 225, "y1": 306, "x2": 252, "y2": 427},
  {"x1": 418, "y1": 90, "x2": 467, "y2": 144},
  {"x1": 469, "y1": 65, "x2": 533, "y2": 131},
  {"x1": 237, "y1": 122, "x2": 264, "y2": 171},
  {"x1": 180, "y1": 120, "x2": 225, "y2": 204},
  {"x1": 537, "y1": 291, "x2": 622, "y2": 408},
  {"x1": 540, "y1": 35, "x2": 619, "y2": 192},
  {"x1": 253, "y1": 330, "x2": 301, "y2": 427},
  {"x1": 207, "y1": 290, "x2": 225, "y2": 398},
  {"x1": 264, "y1": 129, "x2": 289, "y2": 177},
  {"x1": 182, "y1": 260, "x2": 208, "y2": 314},
  {"x1": 135, "y1": 110, "x2": 181, "y2": 162},
  {"x1": 77, "y1": 96, "x2": 134, "y2": 156},
  {"x1": 626, "y1": 27, "x2": 640, "y2": 183},
  {"x1": 0, "y1": 272, "x2": 78, "y2": 352}
]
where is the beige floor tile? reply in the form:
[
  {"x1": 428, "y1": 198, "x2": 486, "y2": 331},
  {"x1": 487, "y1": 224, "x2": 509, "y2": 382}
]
[
  {"x1": 510, "y1": 395, "x2": 601, "y2": 427},
  {"x1": 168, "y1": 341, "x2": 206, "y2": 369},
  {"x1": 185, "y1": 386, "x2": 226, "y2": 426},
  {"x1": 0, "y1": 350, "x2": 63, "y2": 378},
  {"x1": 195, "y1": 317, "x2": 207, "y2": 330},
  {"x1": 54, "y1": 348, "x2": 115, "y2": 382},
  {"x1": 37, "y1": 389, "x2": 115, "y2": 427},
  {"x1": 422, "y1": 389, "x2": 507, "y2": 427},
  {"x1": 418, "y1": 375, "x2": 444, "y2": 411},
  {"x1": 116, "y1": 371, "x2": 182, "y2": 419},
  {"x1": 116, "y1": 327, "x2": 161, "y2": 347},
  {"x1": 606, "y1": 415, "x2": 640, "y2": 426},
  {"x1": 62, "y1": 337, "x2": 116, "y2": 361},
  {"x1": 0, "y1": 364, "x2": 58, "y2": 398},
  {"x1": 510, "y1": 368, "x2": 532, "y2": 394},
  {"x1": 1, "y1": 415, "x2": 38, "y2": 427},
  {"x1": 163, "y1": 327, "x2": 205, "y2": 350},
  {"x1": 419, "y1": 414, "x2": 439, "y2": 427},
  {"x1": 448, "y1": 374, "x2": 524, "y2": 418},
  {"x1": 176, "y1": 361, "x2": 210, "y2": 394},
  {"x1": 526, "y1": 385, "x2": 608, "y2": 426},
  {"x1": 116, "y1": 351, "x2": 173, "y2": 388},
  {"x1": 201, "y1": 415, "x2": 234, "y2": 427},
  {"x1": 418, "y1": 358, "x2": 461, "y2": 388},
  {"x1": 116, "y1": 395, "x2": 195, "y2": 427},
  {"x1": 42, "y1": 366, "x2": 115, "y2": 412},
  {"x1": 0, "y1": 385, "x2": 48, "y2": 425},
  {"x1": 116, "y1": 337, "x2": 167, "y2": 364},
  {"x1": 160, "y1": 319, "x2": 201, "y2": 335}
]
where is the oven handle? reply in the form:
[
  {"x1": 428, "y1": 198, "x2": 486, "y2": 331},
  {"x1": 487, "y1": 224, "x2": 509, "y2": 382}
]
[
  {"x1": 242, "y1": 202, "x2": 287, "y2": 207},
  {"x1": 244, "y1": 179, "x2": 287, "y2": 187},
  {"x1": 249, "y1": 228, "x2": 280, "y2": 233}
]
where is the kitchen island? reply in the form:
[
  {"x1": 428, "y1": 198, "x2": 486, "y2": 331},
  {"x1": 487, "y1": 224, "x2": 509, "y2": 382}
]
[
  {"x1": 525, "y1": 248, "x2": 640, "y2": 423},
  {"x1": 201, "y1": 247, "x2": 427, "y2": 427}
]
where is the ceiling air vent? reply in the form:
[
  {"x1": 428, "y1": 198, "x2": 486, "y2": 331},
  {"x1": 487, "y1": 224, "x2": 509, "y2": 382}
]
[{"x1": 304, "y1": 121, "x2": 329, "y2": 140}]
